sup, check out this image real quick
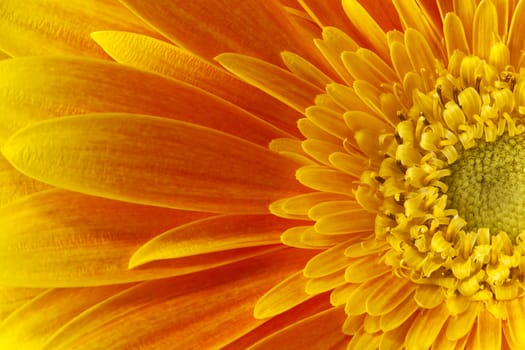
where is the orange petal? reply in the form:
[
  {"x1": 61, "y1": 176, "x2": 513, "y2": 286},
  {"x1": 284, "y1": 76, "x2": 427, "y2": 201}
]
[
  {"x1": 42, "y1": 248, "x2": 314, "y2": 349},
  {"x1": 0, "y1": 287, "x2": 47, "y2": 322},
  {"x1": 298, "y1": 0, "x2": 356, "y2": 34},
  {"x1": 130, "y1": 215, "x2": 294, "y2": 267},
  {"x1": 217, "y1": 53, "x2": 323, "y2": 113},
  {"x1": 250, "y1": 307, "x2": 348, "y2": 349},
  {"x1": 224, "y1": 293, "x2": 331, "y2": 349},
  {"x1": 0, "y1": 189, "x2": 213, "y2": 287},
  {"x1": 90, "y1": 31, "x2": 302, "y2": 137},
  {"x1": 119, "y1": 0, "x2": 319, "y2": 66},
  {"x1": 0, "y1": 154, "x2": 50, "y2": 207},
  {"x1": 0, "y1": 0, "x2": 160, "y2": 57},
  {"x1": 0, "y1": 56, "x2": 287, "y2": 146},
  {"x1": 255, "y1": 270, "x2": 312, "y2": 319},
  {"x1": 0, "y1": 285, "x2": 133, "y2": 349},
  {"x1": 2, "y1": 114, "x2": 304, "y2": 213}
]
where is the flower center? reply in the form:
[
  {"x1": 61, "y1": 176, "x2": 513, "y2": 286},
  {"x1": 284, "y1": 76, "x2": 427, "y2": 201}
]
[
  {"x1": 445, "y1": 135, "x2": 525, "y2": 239},
  {"x1": 364, "y1": 50, "x2": 525, "y2": 301}
]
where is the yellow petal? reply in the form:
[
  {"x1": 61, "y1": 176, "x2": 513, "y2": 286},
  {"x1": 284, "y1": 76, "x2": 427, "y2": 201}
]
[
  {"x1": 379, "y1": 294, "x2": 418, "y2": 331},
  {"x1": 506, "y1": 297, "x2": 525, "y2": 346},
  {"x1": 344, "y1": 255, "x2": 390, "y2": 283},
  {"x1": 281, "y1": 51, "x2": 334, "y2": 88},
  {"x1": 119, "y1": 0, "x2": 320, "y2": 66},
  {"x1": 414, "y1": 284, "x2": 445, "y2": 309},
  {"x1": 314, "y1": 209, "x2": 375, "y2": 235},
  {"x1": 250, "y1": 307, "x2": 347, "y2": 350},
  {"x1": 0, "y1": 56, "x2": 286, "y2": 146},
  {"x1": 443, "y1": 13, "x2": 470, "y2": 57},
  {"x1": 304, "y1": 240, "x2": 358, "y2": 278},
  {"x1": 42, "y1": 248, "x2": 313, "y2": 349},
  {"x1": 366, "y1": 276, "x2": 415, "y2": 316},
  {"x1": 341, "y1": 0, "x2": 389, "y2": 60},
  {"x1": 475, "y1": 308, "x2": 501, "y2": 350},
  {"x1": 129, "y1": 215, "x2": 289, "y2": 268},
  {"x1": 224, "y1": 294, "x2": 331, "y2": 349},
  {"x1": 0, "y1": 0, "x2": 159, "y2": 57},
  {"x1": 405, "y1": 304, "x2": 450, "y2": 349},
  {"x1": 254, "y1": 270, "x2": 312, "y2": 319},
  {"x1": 0, "y1": 189, "x2": 210, "y2": 287},
  {"x1": 0, "y1": 155, "x2": 50, "y2": 207},
  {"x1": 446, "y1": 302, "x2": 479, "y2": 341},
  {"x1": 0, "y1": 287, "x2": 47, "y2": 322},
  {"x1": 296, "y1": 165, "x2": 355, "y2": 195},
  {"x1": 507, "y1": 0, "x2": 525, "y2": 65},
  {"x1": 2, "y1": 114, "x2": 303, "y2": 214},
  {"x1": 91, "y1": 31, "x2": 301, "y2": 137},
  {"x1": 472, "y1": 0, "x2": 498, "y2": 60},
  {"x1": 217, "y1": 53, "x2": 322, "y2": 113},
  {"x1": 0, "y1": 286, "x2": 132, "y2": 349},
  {"x1": 347, "y1": 327, "x2": 381, "y2": 350}
]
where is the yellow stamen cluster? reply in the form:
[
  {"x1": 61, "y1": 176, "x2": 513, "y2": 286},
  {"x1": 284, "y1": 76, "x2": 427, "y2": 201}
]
[{"x1": 363, "y1": 50, "x2": 525, "y2": 302}]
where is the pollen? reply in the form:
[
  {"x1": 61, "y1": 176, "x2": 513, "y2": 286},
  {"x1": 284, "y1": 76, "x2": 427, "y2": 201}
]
[{"x1": 445, "y1": 134, "x2": 525, "y2": 238}]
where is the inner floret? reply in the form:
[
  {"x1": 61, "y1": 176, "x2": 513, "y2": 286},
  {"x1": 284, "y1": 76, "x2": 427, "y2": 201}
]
[
  {"x1": 367, "y1": 51, "x2": 525, "y2": 301},
  {"x1": 445, "y1": 134, "x2": 525, "y2": 239}
]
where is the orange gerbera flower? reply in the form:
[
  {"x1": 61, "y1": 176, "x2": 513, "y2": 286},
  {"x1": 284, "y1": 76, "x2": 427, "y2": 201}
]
[{"x1": 1, "y1": 0, "x2": 525, "y2": 348}]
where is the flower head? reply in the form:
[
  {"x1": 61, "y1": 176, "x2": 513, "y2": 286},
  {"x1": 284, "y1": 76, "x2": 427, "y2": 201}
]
[{"x1": 1, "y1": 0, "x2": 525, "y2": 349}]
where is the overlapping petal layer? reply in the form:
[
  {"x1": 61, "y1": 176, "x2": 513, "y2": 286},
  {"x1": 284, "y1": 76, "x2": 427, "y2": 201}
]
[
  {"x1": 40, "y1": 248, "x2": 315, "y2": 349},
  {"x1": 0, "y1": 0, "x2": 161, "y2": 57},
  {"x1": 2, "y1": 114, "x2": 304, "y2": 213}
]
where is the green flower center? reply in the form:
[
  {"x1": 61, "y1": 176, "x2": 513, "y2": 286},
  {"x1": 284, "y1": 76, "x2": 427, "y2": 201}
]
[{"x1": 445, "y1": 135, "x2": 525, "y2": 239}]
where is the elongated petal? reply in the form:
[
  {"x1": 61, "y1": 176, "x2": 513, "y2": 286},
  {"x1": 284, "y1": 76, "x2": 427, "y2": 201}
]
[
  {"x1": 119, "y1": 0, "x2": 318, "y2": 66},
  {"x1": 42, "y1": 248, "x2": 313, "y2": 349},
  {"x1": 0, "y1": 56, "x2": 286, "y2": 146},
  {"x1": 0, "y1": 0, "x2": 160, "y2": 57},
  {"x1": 342, "y1": 0, "x2": 389, "y2": 60},
  {"x1": 0, "y1": 189, "x2": 214, "y2": 287},
  {"x1": 130, "y1": 215, "x2": 297, "y2": 267},
  {"x1": 224, "y1": 294, "x2": 331, "y2": 349},
  {"x1": 255, "y1": 271, "x2": 312, "y2": 319},
  {"x1": 507, "y1": 0, "x2": 525, "y2": 66},
  {"x1": 91, "y1": 31, "x2": 302, "y2": 137},
  {"x1": 217, "y1": 53, "x2": 323, "y2": 113},
  {"x1": 0, "y1": 155, "x2": 50, "y2": 207},
  {"x1": 250, "y1": 307, "x2": 348, "y2": 349},
  {"x1": 0, "y1": 287, "x2": 47, "y2": 322},
  {"x1": 0, "y1": 286, "x2": 133, "y2": 349},
  {"x1": 2, "y1": 114, "x2": 304, "y2": 213}
]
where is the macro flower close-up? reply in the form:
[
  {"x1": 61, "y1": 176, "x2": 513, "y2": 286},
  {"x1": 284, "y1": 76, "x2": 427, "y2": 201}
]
[{"x1": 2, "y1": 0, "x2": 525, "y2": 348}]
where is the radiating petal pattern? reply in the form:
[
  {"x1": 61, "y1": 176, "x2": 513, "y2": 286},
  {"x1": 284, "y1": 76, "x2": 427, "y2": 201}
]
[
  {"x1": 41, "y1": 248, "x2": 315, "y2": 349},
  {"x1": 2, "y1": 0, "x2": 525, "y2": 349},
  {"x1": 90, "y1": 30, "x2": 303, "y2": 137},
  {"x1": 119, "y1": 0, "x2": 320, "y2": 66},
  {"x1": 2, "y1": 114, "x2": 304, "y2": 213},
  {"x1": 0, "y1": 56, "x2": 287, "y2": 146},
  {"x1": 0, "y1": 189, "x2": 211, "y2": 286},
  {"x1": 0, "y1": 0, "x2": 161, "y2": 57}
]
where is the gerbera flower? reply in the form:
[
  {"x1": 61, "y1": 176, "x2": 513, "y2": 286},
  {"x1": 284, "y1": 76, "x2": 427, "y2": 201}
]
[{"x1": 1, "y1": 0, "x2": 525, "y2": 348}]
